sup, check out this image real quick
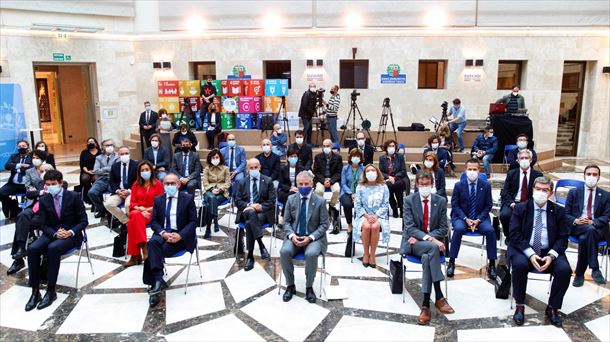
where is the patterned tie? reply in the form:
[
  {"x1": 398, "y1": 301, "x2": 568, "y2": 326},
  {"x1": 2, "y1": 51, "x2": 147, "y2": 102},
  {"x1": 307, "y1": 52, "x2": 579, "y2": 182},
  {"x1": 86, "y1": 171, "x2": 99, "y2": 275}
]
[
  {"x1": 54, "y1": 195, "x2": 61, "y2": 219},
  {"x1": 17, "y1": 157, "x2": 25, "y2": 183},
  {"x1": 423, "y1": 199, "x2": 429, "y2": 233},
  {"x1": 252, "y1": 178, "x2": 259, "y2": 203},
  {"x1": 299, "y1": 197, "x2": 307, "y2": 236},
  {"x1": 532, "y1": 209, "x2": 544, "y2": 256},
  {"x1": 122, "y1": 163, "x2": 128, "y2": 189},
  {"x1": 165, "y1": 196, "x2": 173, "y2": 231},
  {"x1": 229, "y1": 148, "x2": 235, "y2": 172},
  {"x1": 469, "y1": 182, "x2": 477, "y2": 220},
  {"x1": 587, "y1": 190, "x2": 593, "y2": 220},
  {"x1": 183, "y1": 155, "x2": 189, "y2": 178},
  {"x1": 520, "y1": 171, "x2": 528, "y2": 202}
]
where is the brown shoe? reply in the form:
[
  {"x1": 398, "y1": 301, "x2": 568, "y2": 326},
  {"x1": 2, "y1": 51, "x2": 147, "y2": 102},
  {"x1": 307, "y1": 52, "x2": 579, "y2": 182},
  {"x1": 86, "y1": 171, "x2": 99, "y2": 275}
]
[
  {"x1": 124, "y1": 255, "x2": 142, "y2": 267},
  {"x1": 435, "y1": 298, "x2": 455, "y2": 314},
  {"x1": 418, "y1": 307, "x2": 431, "y2": 325},
  {"x1": 141, "y1": 242, "x2": 148, "y2": 260}
]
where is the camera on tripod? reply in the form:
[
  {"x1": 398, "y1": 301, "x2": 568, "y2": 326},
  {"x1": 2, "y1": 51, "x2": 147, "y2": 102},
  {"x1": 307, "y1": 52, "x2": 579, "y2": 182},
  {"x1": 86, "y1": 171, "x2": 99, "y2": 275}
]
[
  {"x1": 316, "y1": 88, "x2": 325, "y2": 99},
  {"x1": 351, "y1": 89, "x2": 360, "y2": 101},
  {"x1": 383, "y1": 97, "x2": 390, "y2": 107},
  {"x1": 441, "y1": 101, "x2": 448, "y2": 111}
]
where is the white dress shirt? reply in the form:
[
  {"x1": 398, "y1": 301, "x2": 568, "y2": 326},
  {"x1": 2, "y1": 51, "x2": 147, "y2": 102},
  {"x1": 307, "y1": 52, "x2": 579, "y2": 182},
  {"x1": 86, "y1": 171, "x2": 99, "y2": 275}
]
[
  {"x1": 514, "y1": 167, "x2": 531, "y2": 202},
  {"x1": 164, "y1": 194, "x2": 178, "y2": 232}
]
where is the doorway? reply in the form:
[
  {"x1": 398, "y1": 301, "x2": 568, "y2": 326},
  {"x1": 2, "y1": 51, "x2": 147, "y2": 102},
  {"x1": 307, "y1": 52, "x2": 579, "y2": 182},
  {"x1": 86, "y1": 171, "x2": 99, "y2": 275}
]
[
  {"x1": 33, "y1": 63, "x2": 98, "y2": 160},
  {"x1": 556, "y1": 61, "x2": 586, "y2": 157}
]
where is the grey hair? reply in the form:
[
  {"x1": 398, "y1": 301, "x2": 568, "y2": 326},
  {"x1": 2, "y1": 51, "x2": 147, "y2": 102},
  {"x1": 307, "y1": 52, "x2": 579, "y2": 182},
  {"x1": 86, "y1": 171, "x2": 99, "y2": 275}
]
[
  {"x1": 296, "y1": 170, "x2": 314, "y2": 182},
  {"x1": 101, "y1": 139, "x2": 114, "y2": 146},
  {"x1": 534, "y1": 176, "x2": 554, "y2": 192},
  {"x1": 118, "y1": 145, "x2": 130, "y2": 152},
  {"x1": 415, "y1": 170, "x2": 433, "y2": 184},
  {"x1": 517, "y1": 149, "x2": 532, "y2": 159}
]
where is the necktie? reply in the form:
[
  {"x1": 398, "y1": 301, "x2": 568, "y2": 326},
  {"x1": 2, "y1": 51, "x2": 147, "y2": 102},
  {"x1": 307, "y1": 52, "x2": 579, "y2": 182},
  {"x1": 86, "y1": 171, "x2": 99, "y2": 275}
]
[
  {"x1": 183, "y1": 155, "x2": 188, "y2": 177},
  {"x1": 106, "y1": 156, "x2": 110, "y2": 165},
  {"x1": 587, "y1": 190, "x2": 593, "y2": 219},
  {"x1": 122, "y1": 163, "x2": 128, "y2": 189},
  {"x1": 17, "y1": 157, "x2": 25, "y2": 182},
  {"x1": 229, "y1": 148, "x2": 235, "y2": 172},
  {"x1": 532, "y1": 208, "x2": 544, "y2": 256},
  {"x1": 520, "y1": 171, "x2": 528, "y2": 202},
  {"x1": 469, "y1": 182, "x2": 477, "y2": 220},
  {"x1": 252, "y1": 178, "x2": 259, "y2": 203},
  {"x1": 423, "y1": 199, "x2": 429, "y2": 233},
  {"x1": 54, "y1": 195, "x2": 61, "y2": 219},
  {"x1": 299, "y1": 197, "x2": 307, "y2": 236},
  {"x1": 146, "y1": 112, "x2": 149, "y2": 124},
  {"x1": 165, "y1": 196, "x2": 173, "y2": 231}
]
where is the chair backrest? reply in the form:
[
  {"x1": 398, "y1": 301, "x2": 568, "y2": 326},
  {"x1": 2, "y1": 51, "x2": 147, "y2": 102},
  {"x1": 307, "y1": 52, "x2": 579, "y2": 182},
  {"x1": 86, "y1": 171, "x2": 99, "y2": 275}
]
[
  {"x1": 398, "y1": 143, "x2": 406, "y2": 155},
  {"x1": 218, "y1": 141, "x2": 228, "y2": 149},
  {"x1": 332, "y1": 143, "x2": 341, "y2": 152},
  {"x1": 554, "y1": 179, "x2": 584, "y2": 205},
  {"x1": 503, "y1": 144, "x2": 518, "y2": 163},
  {"x1": 459, "y1": 172, "x2": 488, "y2": 182}
]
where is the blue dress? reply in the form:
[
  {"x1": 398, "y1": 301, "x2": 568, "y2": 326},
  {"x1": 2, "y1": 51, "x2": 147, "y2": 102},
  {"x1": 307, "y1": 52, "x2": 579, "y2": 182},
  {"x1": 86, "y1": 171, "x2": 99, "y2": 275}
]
[{"x1": 353, "y1": 184, "x2": 390, "y2": 243}]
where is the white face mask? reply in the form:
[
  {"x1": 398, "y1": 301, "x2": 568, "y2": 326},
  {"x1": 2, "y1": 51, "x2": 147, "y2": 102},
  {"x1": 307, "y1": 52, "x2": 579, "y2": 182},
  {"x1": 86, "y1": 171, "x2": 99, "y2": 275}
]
[
  {"x1": 357, "y1": 139, "x2": 365, "y2": 147},
  {"x1": 431, "y1": 143, "x2": 439, "y2": 149},
  {"x1": 517, "y1": 140, "x2": 527, "y2": 149},
  {"x1": 533, "y1": 190, "x2": 548, "y2": 205},
  {"x1": 295, "y1": 137, "x2": 304, "y2": 145},
  {"x1": 161, "y1": 114, "x2": 168, "y2": 119},
  {"x1": 466, "y1": 170, "x2": 478, "y2": 182},
  {"x1": 365, "y1": 171, "x2": 377, "y2": 182},
  {"x1": 512, "y1": 92, "x2": 519, "y2": 96},
  {"x1": 145, "y1": 105, "x2": 151, "y2": 111},
  {"x1": 323, "y1": 147, "x2": 331, "y2": 154},
  {"x1": 181, "y1": 131, "x2": 188, "y2": 135},
  {"x1": 424, "y1": 160, "x2": 434, "y2": 169},
  {"x1": 211, "y1": 159, "x2": 220, "y2": 166},
  {"x1": 262, "y1": 145, "x2": 271, "y2": 153},
  {"x1": 419, "y1": 186, "x2": 432, "y2": 198},
  {"x1": 32, "y1": 158, "x2": 42, "y2": 167},
  {"x1": 277, "y1": 129, "x2": 283, "y2": 134},
  {"x1": 105, "y1": 146, "x2": 114, "y2": 154},
  {"x1": 151, "y1": 141, "x2": 159, "y2": 148},
  {"x1": 309, "y1": 87, "x2": 316, "y2": 92},
  {"x1": 37, "y1": 146, "x2": 46, "y2": 152},
  {"x1": 120, "y1": 155, "x2": 130, "y2": 164},
  {"x1": 387, "y1": 147, "x2": 395, "y2": 155},
  {"x1": 519, "y1": 159, "x2": 530, "y2": 170},
  {"x1": 585, "y1": 175, "x2": 598, "y2": 188}
]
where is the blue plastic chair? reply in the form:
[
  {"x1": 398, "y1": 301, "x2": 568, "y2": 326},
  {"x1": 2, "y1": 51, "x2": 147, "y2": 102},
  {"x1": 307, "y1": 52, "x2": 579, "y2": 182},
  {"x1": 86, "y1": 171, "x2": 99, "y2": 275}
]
[
  {"x1": 276, "y1": 251, "x2": 326, "y2": 298},
  {"x1": 568, "y1": 235, "x2": 609, "y2": 280},
  {"x1": 401, "y1": 253, "x2": 448, "y2": 303},
  {"x1": 235, "y1": 222, "x2": 272, "y2": 259},
  {"x1": 164, "y1": 235, "x2": 202, "y2": 294},
  {"x1": 43, "y1": 228, "x2": 94, "y2": 291},
  {"x1": 398, "y1": 144, "x2": 406, "y2": 155},
  {"x1": 554, "y1": 179, "x2": 585, "y2": 205},
  {"x1": 503, "y1": 145, "x2": 518, "y2": 164},
  {"x1": 332, "y1": 143, "x2": 341, "y2": 151},
  {"x1": 218, "y1": 142, "x2": 228, "y2": 149}
]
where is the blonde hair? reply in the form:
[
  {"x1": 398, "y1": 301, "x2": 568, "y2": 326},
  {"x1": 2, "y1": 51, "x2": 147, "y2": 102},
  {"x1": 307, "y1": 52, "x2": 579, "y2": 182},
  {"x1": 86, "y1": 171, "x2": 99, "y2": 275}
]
[{"x1": 359, "y1": 164, "x2": 385, "y2": 185}]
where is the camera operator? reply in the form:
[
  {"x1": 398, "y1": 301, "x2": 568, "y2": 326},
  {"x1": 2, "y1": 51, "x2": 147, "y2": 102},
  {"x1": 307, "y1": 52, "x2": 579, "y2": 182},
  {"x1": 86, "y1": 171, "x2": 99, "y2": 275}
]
[
  {"x1": 324, "y1": 85, "x2": 341, "y2": 144},
  {"x1": 298, "y1": 83, "x2": 317, "y2": 145},
  {"x1": 447, "y1": 98, "x2": 467, "y2": 153}
]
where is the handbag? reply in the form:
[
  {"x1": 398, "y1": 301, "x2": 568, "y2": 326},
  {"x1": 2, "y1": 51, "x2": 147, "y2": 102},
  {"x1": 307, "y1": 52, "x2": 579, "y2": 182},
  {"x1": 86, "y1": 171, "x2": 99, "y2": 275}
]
[
  {"x1": 112, "y1": 231, "x2": 127, "y2": 257},
  {"x1": 494, "y1": 264, "x2": 511, "y2": 299},
  {"x1": 389, "y1": 259, "x2": 403, "y2": 294}
]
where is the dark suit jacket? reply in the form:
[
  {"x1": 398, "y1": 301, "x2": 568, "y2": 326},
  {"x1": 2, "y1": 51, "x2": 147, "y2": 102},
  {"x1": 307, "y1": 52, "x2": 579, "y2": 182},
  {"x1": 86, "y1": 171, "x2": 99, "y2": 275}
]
[
  {"x1": 349, "y1": 144, "x2": 375, "y2": 166},
  {"x1": 278, "y1": 164, "x2": 304, "y2": 194},
  {"x1": 414, "y1": 169, "x2": 447, "y2": 199},
  {"x1": 565, "y1": 187, "x2": 610, "y2": 229},
  {"x1": 400, "y1": 193, "x2": 448, "y2": 255},
  {"x1": 4, "y1": 153, "x2": 32, "y2": 185},
  {"x1": 507, "y1": 148, "x2": 538, "y2": 170},
  {"x1": 150, "y1": 192, "x2": 198, "y2": 252},
  {"x1": 500, "y1": 168, "x2": 543, "y2": 208},
  {"x1": 256, "y1": 152, "x2": 281, "y2": 181},
  {"x1": 45, "y1": 153, "x2": 56, "y2": 169},
  {"x1": 144, "y1": 146, "x2": 170, "y2": 170},
  {"x1": 451, "y1": 178, "x2": 493, "y2": 222},
  {"x1": 38, "y1": 190, "x2": 88, "y2": 245},
  {"x1": 509, "y1": 199, "x2": 568, "y2": 257},
  {"x1": 171, "y1": 151, "x2": 202, "y2": 183},
  {"x1": 139, "y1": 110, "x2": 159, "y2": 131},
  {"x1": 379, "y1": 153, "x2": 408, "y2": 181},
  {"x1": 298, "y1": 90, "x2": 316, "y2": 119},
  {"x1": 313, "y1": 152, "x2": 343, "y2": 185},
  {"x1": 203, "y1": 111, "x2": 222, "y2": 130},
  {"x1": 288, "y1": 142, "x2": 313, "y2": 170},
  {"x1": 109, "y1": 160, "x2": 139, "y2": 193},
  {"x1": 172, "y1": 132, "x2": 198, "y2": 151},
  {"x1": 234, "y1": 174, "x2": 276, "y2": 224}
]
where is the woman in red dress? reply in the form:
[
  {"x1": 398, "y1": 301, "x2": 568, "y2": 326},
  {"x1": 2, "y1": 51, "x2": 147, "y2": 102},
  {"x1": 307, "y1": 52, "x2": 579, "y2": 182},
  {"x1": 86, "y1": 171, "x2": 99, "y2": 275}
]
[{"x1": 125, "y1": 160, "x2": 164, "y2": 267}]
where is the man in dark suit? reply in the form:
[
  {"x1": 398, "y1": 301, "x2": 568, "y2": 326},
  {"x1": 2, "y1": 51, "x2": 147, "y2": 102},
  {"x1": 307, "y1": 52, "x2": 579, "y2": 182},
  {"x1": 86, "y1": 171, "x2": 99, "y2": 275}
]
[
  {"x1": 506, "y1": 134, "x2": 538, "y2": 170},
  {"x1": 313, "y1": 139, "x2": 343, "y2": 222},
  {"x1": 256, "y1": 139, "x2": 281, "y2": 181},
  {"x1": 139, "y1": 101, "x2": 159, "y2": 148},
  {"x1": 448, "y1": 159, "x2": 496, "y2": 278},
  {"x1": 234, "y1": 158, "x2": 275, "y2": 271},
  {"x1": 25, "y1": 170, "x2": 88, "y2": 311},
  {"x1": 280, "y1": 171, "x2": 328, "y2": 303},
  {"x1": 500, "y1": 149, "x2": 543, "y2": 242},
  {"x1": 565, "y1": 165, "x2": 610, "y2": 286},
  {"x1": 401, "y1": 170, "x2": 454, "y2": 325},
  {"x1": 287, "y1": 130, "x2": 313, "y2": 171},
  {"x1": 0, "y1": 140, "x2": 32, "y2": 218},
  {"x1": 170, "y1": 139, "x2": 202, "y2": 194},
  {"x1": 143, "y1": 134, "x2": 170, "y2": 180},
  {"x1": 350, "y1": 131, "x2": 375, "y2": 165},
  {"x1": 145, "y1": 173, "x2": 197, "y2": 307},
  {"x1": 104, "y1": 146, "x2": 138, "y2": 230},
  {"x1": 509, "y1": 176, "x2": 571, "y2": 327},
  {"x1": 298, "y1": 83, "x2": 317, "y2": 145}
]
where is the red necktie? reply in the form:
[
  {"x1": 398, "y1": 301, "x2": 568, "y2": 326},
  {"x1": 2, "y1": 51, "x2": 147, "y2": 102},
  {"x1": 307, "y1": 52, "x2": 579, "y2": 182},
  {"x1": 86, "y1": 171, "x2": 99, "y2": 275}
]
[
  {"x1": 423, "y1": 199, "x2": 429, "y2": 233},
  {"x1": 520, "y1": 171, "x2": 528, "y2": 202},
  {"x1": 587, "y1": 190, "x2": 593, "y2": 219}
]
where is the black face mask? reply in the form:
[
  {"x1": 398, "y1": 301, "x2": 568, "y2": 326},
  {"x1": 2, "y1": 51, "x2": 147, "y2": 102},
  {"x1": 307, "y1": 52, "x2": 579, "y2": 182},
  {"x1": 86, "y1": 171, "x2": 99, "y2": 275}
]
[
  {"x1": 87, "y1": 143, "x2": 96, "y2": 149},
  {"x1": 182, "y1": 146, "x2": 191, "y2": 152},
  {"x1": 18, "y1": 147, "x2": 28, "y2": 155},
  {"x1": 207, "y1": 81, "x2": 212, "y2": 84}
]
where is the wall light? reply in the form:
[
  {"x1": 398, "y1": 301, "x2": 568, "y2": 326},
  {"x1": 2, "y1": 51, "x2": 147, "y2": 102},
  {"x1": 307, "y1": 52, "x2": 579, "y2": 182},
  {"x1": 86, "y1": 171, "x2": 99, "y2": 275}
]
[
  {"x1": 153, "y1": 62, "x2": 162, "y2": 69},
  {"x1": 162, "y1": 62, "x2": 172, "y2": 69},
  {"x1": 345, "y1": 13, "x2": 363, "y2": 29},
  {"x1": 306, "y1": 59, "x2": 314, "y2": 68},
  {"x1": 186, "y1": 16, "x2": 205, "y2": 32},
  {"x1": 425, "y1": 9, "x2": 447, "y2": 28},
  {"x1": 475, "y1": 60, "x2": 484, "y2": 67},
  {"x1": 316, "y1": 59, "x2": 323, "y2": 67},
  {"x1": 465, "y1": 59, "x2": 474, "y2": 67},
  {"x1": 263, "y1": 13, "x2": 282, "y2": 32}
]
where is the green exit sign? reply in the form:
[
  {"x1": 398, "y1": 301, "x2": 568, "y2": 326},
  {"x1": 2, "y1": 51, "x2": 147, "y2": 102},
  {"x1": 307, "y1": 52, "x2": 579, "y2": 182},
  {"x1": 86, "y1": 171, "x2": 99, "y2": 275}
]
[{"x1": 52, "y1": 53, "x2": 72, "y2": 62}]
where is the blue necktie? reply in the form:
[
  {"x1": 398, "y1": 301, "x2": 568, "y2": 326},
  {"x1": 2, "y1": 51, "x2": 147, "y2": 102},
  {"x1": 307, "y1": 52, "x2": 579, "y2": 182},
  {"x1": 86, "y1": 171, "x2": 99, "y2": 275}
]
[
  {"x1": 122, "y1": 163, "x2": 128, "y2": 189},
  {"x1": 532, "y1": 209, "x2": 544, "y2": 256},
  {"x1": 165, "y1": 196, "x2": 173, "y2": 231},
  {"x1": 468, "y1": 182, "x2": 477, "y2": 220},
  {"x1": 299, "y1": 197, "x2": 307, "y2": 236},
  {"x1": 17, "y1": 157, "x2": 25, "y2": 183},
  {"x1": 229, "y1": 148, "x2": 235, "y2": 172}
]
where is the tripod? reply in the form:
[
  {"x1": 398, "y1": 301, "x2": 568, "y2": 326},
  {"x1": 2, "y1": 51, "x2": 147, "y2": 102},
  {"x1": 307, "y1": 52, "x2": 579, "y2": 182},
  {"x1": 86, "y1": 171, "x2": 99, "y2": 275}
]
[
  {"x1": 277, "y1": 96, "x2": 290, "y2": 139},
  {"x1": 314, "y1": 102, "x2": 327, "y2": 145},
  {"x1": 340, "y1": 96, "x2": 372, "y2": 147},
  {"x1": 375, "y1": 99, "x2": 397, "y2": 151}
]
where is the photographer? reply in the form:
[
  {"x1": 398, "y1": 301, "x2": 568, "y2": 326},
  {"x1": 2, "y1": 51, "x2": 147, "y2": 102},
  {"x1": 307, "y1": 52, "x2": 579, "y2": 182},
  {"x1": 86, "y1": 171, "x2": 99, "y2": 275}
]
[
  {"x1": 298, "y1": 83, "x2": 317, "y2": 145},
  {"x1": 448, "y1": 98, "x2": 467, "y2": 153},
  {"x1": 324, "y1": 85, "x2": 341, "y2": 144}
]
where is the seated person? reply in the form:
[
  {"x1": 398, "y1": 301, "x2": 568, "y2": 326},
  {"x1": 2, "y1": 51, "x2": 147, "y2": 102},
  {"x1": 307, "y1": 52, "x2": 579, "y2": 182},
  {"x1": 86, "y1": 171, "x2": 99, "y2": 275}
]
[
  {"x1": 507, "y1": 134, "x2": 538, "y2": 170},
  {"x1": 79, "y1": 137, "x2": 101, "y2": 205},
  {"x1": 278, "y1": 148, "x2": 304, "y2": 213},
  {"x1": 313, "y1": 139, "x2": 343, "y2": 222},
  {"x1": 565, "y1": 165, "x2": 610, "y2": 286},
  {"x1": 471, "y1": 126, "x2": 498, "y2": 178},
  {"x1": 25, "y1": 170, "x2": 88, "y2": 311},
  {"x1": 220, "y1": 134, "x2": 247, "y2": 182},
  {"x1": 234, "y1": 158, "x2": 274, "y2": 271},
  {"x1": 379, "y1": 139, "x2": 410, "y2": 218},
  {"x1": 448, "y1": 159, "x2": 496, "y2": 278},
  {"x1": 88, "y1": 139, "x2": 119, "y2": 219},
  {"x1": 201, "y1": 149, "x2": 230, "y2": 238},
  {"x1": 509, "y1": 176, "x2": 570, "y2": 328},
  {"x1": 271, "y1": 124, "x2": 288, "y2": 157},
  {"x1": 172, "y1": 124, "x2": 198, "y2": 152},
  {"x1": 104, "y1": 146, "x2": 138, "y2": 230},
  {"x1": 414, "y1": 152, "x2": 446, "y2": 199},
  {"x1": 496, "y1": 84, "x2": 526, "y2": 114},
  {"x1": 144, "y1": 173, "x2": 197, "y2": 308},
  {"x1": 287, "y1": 130, "x2": 313, "y2": 171},
  {"x1": 34, "y1": 140, "x2": 56, "y2": 169},
  {"x1": 340, "y1": 149, "x2": 364, "y2": 241},
  {"x1": 256, "y1": 139, "x2": 281, "y2": 181},
  {"x1": 400, "y1": 170, "x2": 453, "y2": 325},
  {"x1": 202, "y1": 103, "x2": 222, "y2": 149},
  {"x1": 0, "y1": 140, "x2": 32, "y2": 219},
  {"x1": 423, "y1": 134, "x2": 451, "y2": 171},
  {"x1": 349, "y1": 131, "x2": 374, "y2": 166},
  {"x1": 170, "y1": 139, "x2": 202, "y2": 195},
  {"x1": 143, "y1": 133, "x2": 170, "y2": 180},
  {"x1": 280, "y1": 171, "x2": 328, "y2": 303},
  {"x1": 125, "y1": 161, "x2": 164, "y2": 267}
]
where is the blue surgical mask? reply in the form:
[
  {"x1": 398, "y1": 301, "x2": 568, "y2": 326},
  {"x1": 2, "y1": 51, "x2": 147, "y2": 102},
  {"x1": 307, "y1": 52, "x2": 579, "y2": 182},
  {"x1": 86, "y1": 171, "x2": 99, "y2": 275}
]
[
  {"x1": 288, "y1": 157, "x2": 298, "y2": 166},
  {"x1": 249, "y1": 169, "x2": 260, "y2": 178},
  {"x1": 47, "y1": 184, "x2": 61, "y2": 196},
  {"x1": 227, "y1": 140, "x2": 236, "y2": 148},
  {"x1": 488, "y1": 133, "x2": 494, "y2": 138},
  {"x1": 351, "y1": 157, "x2": 361, "y2": 165},
  {"x1": 140, "y1": 171, "x2": 151, "y2": 180},
  {"x1": 164, "y1": 185, "x2": 178, "y2": 197},
  {"x1": 299, "y1": 186, "x2": 312, "y2": 196}
]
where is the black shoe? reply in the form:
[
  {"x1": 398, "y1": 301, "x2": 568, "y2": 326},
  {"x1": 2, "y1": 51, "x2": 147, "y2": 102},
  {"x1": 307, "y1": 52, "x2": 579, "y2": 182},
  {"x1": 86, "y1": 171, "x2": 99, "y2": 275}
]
[
  {"x1": 572, "y1": 275, "x2": 585, "y2": 287},
  {"x1": 392, "y1": 211, "x2": 399, "y2": 218},
  {"x1": 149, "y1": 280, "x2": 167, "y2": 295},
  {"x1": 487, "y1": 264, "x2": 497, "y2": 279},
  {"x1": 149, "y1": 294, "x2": 161, "y2": 307},
  {"x1": 545, "y1": 306, "x2": 562, "y2": 327},
  {"x1": 244, "y1": 258, "x2": 255, "y2": 271},
  {"x1": 260, "y1": 248, "x2": 270, "y2": 260},
  {"x1": 305, "y1": 287, "x2": 316, "y2": 303},
  {"x1": 591, "y1": 269, "x2": 607, "y2": 285},
  {"x1": 7, "y1": 258, "x2": 25, "y2": 275},
  {"x1": 513, "y1": 305, "x2": 525, "y2": 326},
  {"x1": 447, "y1": 262, "x2": 455, "y2": 278},
  {"x1": 330, "y1": 225, "x2": 340, "y2": 235},
  {"x1": 204, "y1": 227, "x2": 211, "y2": 239},
  {"x1": 283, "y1": 285, "x2": 296, "y2": 302},
  {"x1": 25, "y1": 291, "x2": 41, "y2": 311},
  {"x1": 214, "y1": 223, "x2": 220, "y2": 233},
  {"x1": 37, "y1": 291, "x2": 57, "y2": 310},
  {"x1": 94, "y1": 210, "x2": 105, "y2": 218},
  {"x1": 13, "y1": 245, "x2": 26, "y2": 260}
]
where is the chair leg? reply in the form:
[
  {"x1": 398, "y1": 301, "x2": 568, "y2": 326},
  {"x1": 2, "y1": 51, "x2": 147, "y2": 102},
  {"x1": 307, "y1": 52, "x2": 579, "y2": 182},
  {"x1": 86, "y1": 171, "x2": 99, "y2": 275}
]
[
  {"x1": 185, "y1": 253, "x2": 193, "y2": 294},
  {"x1": 319, "y1": 254, "x2": 326, "y2": 298},
  {"x1": 85, "y1": 241, "x2": 94, "y2": 275},
  {"x1": 76, "y1": 245, "x2": 84, "y2": 291},
  {"x1": 277, "y1": 261, "x2": 282, "y2": 295},
  {"x1": 195, "y1": 248, "x2": 202, "y2": 278},
  {"x1": 234, "y1": 229, "x2": 240, "y2": 260},
  {"x1": 444, "y1": 261, "x2": 448, "y2": 300}
]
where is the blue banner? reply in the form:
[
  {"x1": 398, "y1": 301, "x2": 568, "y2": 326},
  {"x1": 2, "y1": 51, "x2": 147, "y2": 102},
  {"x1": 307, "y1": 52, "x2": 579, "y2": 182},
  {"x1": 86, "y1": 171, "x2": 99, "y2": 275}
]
[
  {"x1": 0, "y1": 84, "x2": 27, "y2": 169},
  {"x1": 265, "y1": 79, "x2": 289, "y2": 96},
  {"x1": 380, "y1": 74, "x2": 407, "y2": 84}
]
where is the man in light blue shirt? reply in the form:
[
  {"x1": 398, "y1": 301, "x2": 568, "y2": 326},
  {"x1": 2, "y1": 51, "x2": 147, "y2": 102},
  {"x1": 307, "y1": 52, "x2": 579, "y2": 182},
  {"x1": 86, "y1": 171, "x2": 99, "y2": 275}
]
[{"x1": 448, "y1": 98, "x2": 467, "y2": 152}]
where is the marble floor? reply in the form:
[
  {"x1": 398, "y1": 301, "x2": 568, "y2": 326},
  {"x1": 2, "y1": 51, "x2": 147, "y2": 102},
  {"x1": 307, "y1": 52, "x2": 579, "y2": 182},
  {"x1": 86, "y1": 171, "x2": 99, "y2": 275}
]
[{"x1": 0, "y1": 159, "x2": 609, "y2": 341}]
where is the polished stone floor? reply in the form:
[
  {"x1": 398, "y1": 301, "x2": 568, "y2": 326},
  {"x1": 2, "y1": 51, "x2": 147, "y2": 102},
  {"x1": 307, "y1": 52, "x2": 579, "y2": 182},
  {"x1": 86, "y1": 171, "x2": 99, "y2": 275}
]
[{"x1": 0, "y1": 159, "x2": 608, "y2": 341}]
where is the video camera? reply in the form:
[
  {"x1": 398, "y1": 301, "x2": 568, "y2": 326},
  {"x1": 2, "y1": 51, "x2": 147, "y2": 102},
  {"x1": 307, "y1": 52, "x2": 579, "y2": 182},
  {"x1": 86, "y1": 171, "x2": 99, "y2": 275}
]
[
  {"x1": 383, "y1": 97, "x2": 390, "y2": 107},
  {"x1": 351, "y1": 89, "x2": 360, "y2": 101}
]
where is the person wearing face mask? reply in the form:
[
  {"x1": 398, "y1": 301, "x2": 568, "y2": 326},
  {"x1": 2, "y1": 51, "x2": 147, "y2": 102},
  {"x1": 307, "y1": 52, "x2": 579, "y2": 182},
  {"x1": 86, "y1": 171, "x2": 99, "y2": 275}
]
[
  {"x1": 155, "y1": 108, "x2": 175, "y2": 160},
  {"x1": 287, "y1": 130, "x2": 313, "y2": 170},
  {"x1": 139, "y1": 101, "x2": 159, "y2": 149},
  {"x1": 145, "y1": 173, "x2": 198, "y2": 308},
  {"x1": 143, "y1": 134, "x2": 170, "y2": 181},
  {"x1": 496, "y1": 84, "x2": 526, "y2": 114},
  {"x1": 170, "y1": 139, "x2": 202, "y2": 195},
  {"x1": 298, "y1": 83, "x2": 317, "y2": 145},
  {"x1": 349, "y1": 131, "x2": 374, "y2": 166},
  {"x1": 271, "y1": 123, "x2": 288, "y2": 157},
  {"x1": 88, "y1": 139, "x2": 120, "y2": 219},
  {"x1": 565, "y1": 165, "x2": 610, "y2": 286},
  {"x1": 379, "y1": 139, "x2": 410, "y2": 218},
  {"x1": 202, "y1": 103, "x2": 222, "y2": 149},
  {"x1": 104, "y1": 146, "x2": 138, "y2": 232},
  {"x1": 220, "y1": 134, "x2": 247, "y2": 182},
  {"x1": 25, "y1": 170, "x2": 88, "y2": 311},
  {"x1": 255, "y1": 139, "x2": 281, "y2": 181},
  {"x1": 447, "y1": 98, "x2": 467, "y2": 153},
  {"x1": 423, "y1": 134, "x2": 451, "y2": 172},
  {"x1": 234, "y1": 159, "x2": 275, "y2": 271},
  {"x1": 313, "y1": 139, "x2": 343, "y2": 224},
  {"x1": 280, "y1": 171, "x2": 329, "y2": 303},
  {"x1": 324, "y1": 85, "x2": 341, "y2": 144},
  {"x1": 34, "y1": 140, "x2": 56, "y2": 169},
  {"x1": 200, "y1": 76, "x2": 218, "y2": 128},
  {"x1": 509, "y1": 176, "x2": 570, "y2": 328},
  {"x1": 172, "y1": 124, "x2": 198, "y2": 153},
  {"x1": 125, "y1": 161, "x2": 164, "y2": 267},
  {"x1": 79, "y1": 137, "x2": 101, "y2": 205},
  {"x1": 415, "y1": 152, "x2": 446, "y2": 199},
  {"x1": 506, "y1": 134, "x2": 538, "y2": 170},
  {"x1": 353, "y1": 164, "x2": 390, "y2": 268},
  {"x1": 500, "y1": 149, "x2": 543, "y2": 243},
  {"x1": 447, "y1": 159, "x2": 496, "y2": 279},
  {"x1": 471, "y1": 126, "x2": 498, "y2": 178},
  {"x1": 1, "y1": 140, "x2": 32, "y2": 218},
  {"x1": 201, "y1": 149, "x2": 230, "y2": 238},
  {"x1": 340, "y1": 149, "x2": 365, "y2": 242},
  {"x1": 278, "y1": 148, "x2": 304, "y2": 217}
]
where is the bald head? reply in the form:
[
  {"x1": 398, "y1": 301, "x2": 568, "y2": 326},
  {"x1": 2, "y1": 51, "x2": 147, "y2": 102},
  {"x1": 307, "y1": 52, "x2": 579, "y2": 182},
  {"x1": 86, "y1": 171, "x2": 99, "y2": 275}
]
[
  {"x1": 163, "y1": 173, "x2": 181, "y2": 189},
  {"x1": 247, "y1": 158, "x2": 260, "y2": 173}
]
